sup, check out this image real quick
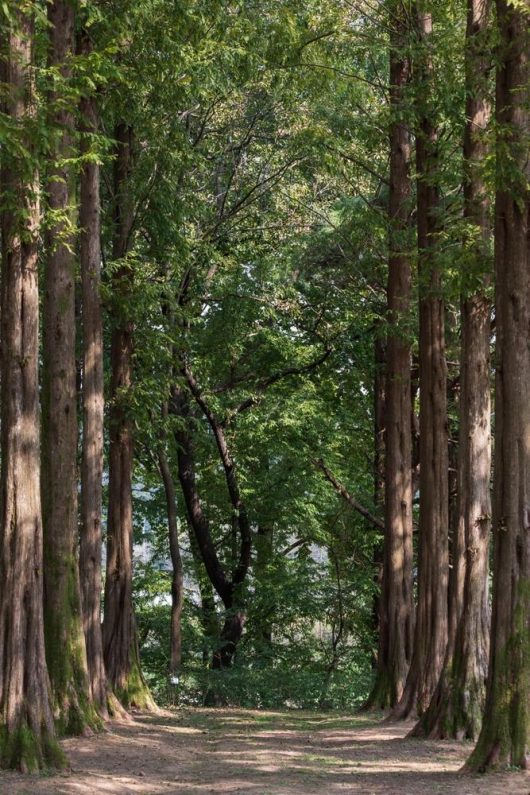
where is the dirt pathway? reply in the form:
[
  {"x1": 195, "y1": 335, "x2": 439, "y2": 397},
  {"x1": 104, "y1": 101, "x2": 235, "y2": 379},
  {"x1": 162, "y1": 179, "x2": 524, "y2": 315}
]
[{"x1": 1, "y1": 708, "x2": 529, "y2": 794}]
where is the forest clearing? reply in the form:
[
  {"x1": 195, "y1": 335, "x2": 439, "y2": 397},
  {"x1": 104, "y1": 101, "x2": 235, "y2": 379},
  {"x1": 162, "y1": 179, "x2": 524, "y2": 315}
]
[
  {"x1": 2, "y1": 0, "x2": 530, "y2": 791},
  {"x1": 3, "y1": 708, "x2": 530, "y2": 795}
]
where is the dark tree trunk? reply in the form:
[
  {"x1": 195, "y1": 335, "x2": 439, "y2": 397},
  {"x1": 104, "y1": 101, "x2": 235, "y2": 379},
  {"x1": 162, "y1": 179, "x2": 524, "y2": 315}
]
[
  {"x1": 77, "y1": 30, "x2": 109, "y2": 720},
  {"x1": 0, "y1": 8, "x2": 64, "y2": 771},
  {"x1": 42, "y1": 0, "x2": 97, "y2": 736},
  {"x1": 102, "y1": 124, "x2": 154, "y2": 709},
  {"x1": 371, "y1": 336, "x2": 385, "y2": 657},
  {"x1": 256, "y1": 526, "x2": 273, "y2": 647},
  {"x1": 157, "y1": 415, "x2": 184, "y2": 676},
  {"x1": 366, "y1": 6, "x2": 414, "y2": 709},
  {"x1": 393, "y1": 2, "x2": 449, "y2": 720},
  {"x1": 187, "y1": 526, "x2": 219, "y2": 665},
  {"x1": 172, "y1": 383, "x2": 251, "y2": 669},
  {"x1": 466, "y1": 0, "x2": 530, "y2": 771},
  {"x1": 413, "y1": 0, "x2": 492, "y2": 740}
]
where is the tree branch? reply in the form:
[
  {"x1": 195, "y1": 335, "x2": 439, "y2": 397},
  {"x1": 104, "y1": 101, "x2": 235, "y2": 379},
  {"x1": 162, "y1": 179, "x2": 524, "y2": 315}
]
[{"x1": 312, "y1": 458, "x2": 384, "y2": 531}]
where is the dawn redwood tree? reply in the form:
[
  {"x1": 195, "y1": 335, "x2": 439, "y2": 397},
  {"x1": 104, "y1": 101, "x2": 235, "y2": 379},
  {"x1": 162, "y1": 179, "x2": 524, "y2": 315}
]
[
  {"x1": 413, "y1": 0, "x2": 492, "y2": 740},
  {"x1": 78, "y1": 30, "x2": 109, "y2": 718},
  {"x1": 393, "y1": 1, "x2": 449, "y2": 720},
  {"x1": 42, "y1": 0, "x2": 97, "y2": 734},
  {"x1": 0, "y1": 4, "x2": 63, "y2": 771},
  {"x1": 466, "y1": 0, "x2": 530, "y2": 770},
  {"x1": 102, "y1": 123, "x2": 154, "y2": 709},
  {"x1": 366, "y1": 2, "x2": 414, "y2": 709}
]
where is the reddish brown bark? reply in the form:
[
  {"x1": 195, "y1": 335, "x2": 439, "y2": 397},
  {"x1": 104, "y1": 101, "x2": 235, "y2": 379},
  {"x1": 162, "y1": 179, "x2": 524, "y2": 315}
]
[
  {"x1": 102, "y1": 124, "x2": 154, "y2": 709},
  {"x1": 393, "y1": 2, "x2": 449, "y2": 720},
  {"x1": 466, "y1": 0, "x2": 530, "y2": 771},
  {"x1": 413, "y1": 0, "x2": 492, "y2": 740},
  {"x1": 42, "y1": 0, "x2": 96, "y2": 735},
  {"x1": 78, "y1": 31, "x2": 108, "y2": 719},
  {"x1": 0, "y1": 7, "x2": 63, "y2": 771},
  {"x1": 367, "y1": 6, "x2": 414, "y2": 709}
]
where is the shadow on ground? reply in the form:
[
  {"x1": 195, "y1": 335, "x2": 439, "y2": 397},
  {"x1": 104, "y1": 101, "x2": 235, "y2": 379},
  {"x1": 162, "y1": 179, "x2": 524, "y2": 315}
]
[{"x1": 1, "y1": 708, "x2": 529, "y2": 794}]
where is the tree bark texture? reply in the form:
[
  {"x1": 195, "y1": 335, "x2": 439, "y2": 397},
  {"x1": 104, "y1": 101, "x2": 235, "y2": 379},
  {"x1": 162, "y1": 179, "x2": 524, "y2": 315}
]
[
  {"x1": 78, "y1": 30, "x2": 108, "y2": 719},
  {"x1": 42, "y1": 0, "x2": 98, "y2": 736},
  {"x1": 366, "y1": 7, "x2": 414, "y2": 709},
  {"x1": 466, "y1": 0, "x2": 530, "y2": 771},
  {"x1": 0, "y1": 7, "x2": 64, "y2": 771},
  {"x1": 102, "y1": 123, "x2": 154, "y2": 709},
  {"x1": 413, "y1": 0, "x2": 492, "y2": 740},
  {"x1": 393, "y1": 2, "x2": 449, "y2": 720}
]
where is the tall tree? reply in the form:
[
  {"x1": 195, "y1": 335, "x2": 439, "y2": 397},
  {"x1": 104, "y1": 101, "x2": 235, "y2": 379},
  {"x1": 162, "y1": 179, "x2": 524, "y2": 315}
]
[
  {"x1": 78, "y1": 29, "x2": 109, "y2": 718},
  {"x1": 393, "y1": 1, "x2": 449, "y2": 720},
  {"x1": 102, "y1": 123, "x2": 154, "y2": 709},
  {"x1": 0, "y1": 3, "x2": 63, "y2": 771},
  {"x1": 466, "y1": 0, "x2": 530, "y2": 770},
  {"x1": 413, "y1": 0, "x2": 492, "y2": 740},
  {"x1": 366, "y1": 2, "x2": 414, "y2": 709},
  {"x1": 42, "y1": 0, "x2": 97, "y2": 734}
]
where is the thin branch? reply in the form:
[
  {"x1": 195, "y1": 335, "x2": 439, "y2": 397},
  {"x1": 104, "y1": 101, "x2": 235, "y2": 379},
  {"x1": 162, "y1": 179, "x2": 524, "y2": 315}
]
[{"x1": 312, "y1": 458, "x2": 384, "y2": 531}]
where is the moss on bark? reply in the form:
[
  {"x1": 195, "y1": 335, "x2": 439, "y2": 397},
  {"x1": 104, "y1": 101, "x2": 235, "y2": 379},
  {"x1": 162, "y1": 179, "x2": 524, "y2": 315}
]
[{"x1": 0, "y1": 723, "x2": 67, "y2": 773}]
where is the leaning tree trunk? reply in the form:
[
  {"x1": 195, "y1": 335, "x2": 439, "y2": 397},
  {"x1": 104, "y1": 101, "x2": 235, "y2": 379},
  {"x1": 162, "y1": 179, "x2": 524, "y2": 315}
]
[
  {"x1": 393, "y1": 2, "x2": 449, "y2": 720},
  {"x1": 103, "y1": 124, "x2": 154, "y2": 709},
  {"x1": 466, "y1": 0, "x2": 530, "y2": 771},
  {"x1": 157, "y1": 420, "x2": 184, "y2": 676},
  {"x1": 78, "y1": 30, "x2": 110, "y2": 719},
  {"x1": 0, "y1": 6, "x2": 64, "y2": 771},
  {"x1": 42, "y1": 0, "x2": 98, "y2": 736},
  {"x1": 413, "y1": 0, "x2": 492, "y2": 740},
  {"x1": 366, "y1": 5, "x2": 414, "y2": 709}
]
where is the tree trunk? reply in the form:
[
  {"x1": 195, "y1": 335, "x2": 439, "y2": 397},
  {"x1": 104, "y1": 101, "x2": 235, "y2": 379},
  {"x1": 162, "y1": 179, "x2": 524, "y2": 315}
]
[
  {"x1": 366, "y1": 6, "x2": 414, "y2": 710},
  {"x1": 393, "y1": 2, "x2": 449, "y2": 720},
  {"x1": 78, "y1": 30, "x2": 109, "y2": 719},
  {"x1": 0, "y1": 7, "x2": 64, "y2": 771},
  {"x1": 42, "y1": 0, "x2": 97, "y2": 736},
  {"x1": 157, "y1": 425, "x2": 184, "y2": 676},
  {"x1": 255, "y1": 526, "x2": 273, "y2": 647},
  {"x1": 413, "y1": 0, "x2": 492, "y2": 740},
  {"x1": 102, "y1": 124, "x2": 154, "y2": 710},
  {"x1": 172, "y1": 382, "x2": 250, "y2": 670},
  {"x1": 466, "y1": 0, "x2": 530, "y2": 771}
]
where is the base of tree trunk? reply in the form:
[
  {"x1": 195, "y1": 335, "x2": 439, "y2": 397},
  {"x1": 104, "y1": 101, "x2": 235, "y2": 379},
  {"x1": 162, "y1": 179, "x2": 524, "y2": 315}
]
[
  {"x1": 363, "y1": 670, "x2": 399, "y2": 711},
  {"x1": 0, "y1": 722, "x2": 67, "y2": 773},
  {"x1": 114, "y1": 656, "x2": 157, "y2": 712},
  {"x1": 410, "y1": 665, "x2": 484, "y2": 740}
]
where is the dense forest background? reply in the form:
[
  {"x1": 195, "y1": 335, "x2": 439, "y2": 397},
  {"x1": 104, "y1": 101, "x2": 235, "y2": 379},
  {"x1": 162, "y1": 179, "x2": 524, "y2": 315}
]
[{"x1": 1, "y1": 0, "x2": 530, "y2": 779}]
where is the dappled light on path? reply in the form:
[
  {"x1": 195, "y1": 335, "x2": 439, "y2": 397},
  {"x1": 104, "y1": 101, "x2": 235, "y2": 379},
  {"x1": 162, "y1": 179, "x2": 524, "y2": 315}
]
[{"x1": 2, "y1": 708, "x2": 529, "y2": 794}]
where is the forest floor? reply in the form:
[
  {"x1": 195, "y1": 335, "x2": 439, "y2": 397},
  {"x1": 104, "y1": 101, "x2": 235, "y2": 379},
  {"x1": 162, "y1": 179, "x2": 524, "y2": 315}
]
[{"x1": 2, "y1": 707, "x2": 530, "y2": 795}]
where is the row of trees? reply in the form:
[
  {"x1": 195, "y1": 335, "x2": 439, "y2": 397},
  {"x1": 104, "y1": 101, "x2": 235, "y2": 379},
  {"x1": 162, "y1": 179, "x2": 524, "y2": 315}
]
[
  {"x1": 368, "y1": 0, "x2": 530, "y2": 773},
  {"x1": 0, "y1": 0, "x2": 529, "y2": 777}
]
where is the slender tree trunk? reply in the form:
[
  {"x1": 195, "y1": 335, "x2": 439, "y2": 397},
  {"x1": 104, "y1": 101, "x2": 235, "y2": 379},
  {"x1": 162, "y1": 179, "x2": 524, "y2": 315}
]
[
  {"x1": 187, "y1": 525, "x2": 219, "y2": 665},
  {"x1": 256, "y1": 526, "x2": 273, "y2": 647},
  {"x1": 157, "y1": 417, "x2": 184, "y2": 676},
  {"x1": 413, "y1": 0, "x2": 492, "y2": 740},
  {"x1": 466, "y1": 0, "x2": 530, "y2": 771},
  {"x1": 102, "y1": 124, "x2": 154, "y2": 709},
  {"x1": 77, "y1": 31, "x2": 109, "y2": 719},
  {"x1": 172, "y1": 382, "x2": 250, "y2": 670},
  {"x1": 393, "y1": 2, "x2": 449, "y2": 720},
  {"x1": 42, "y1": 0, "x2": 97, "y2": 736},
  {"x1": 371, "y1": 336, "x2": 385, "y2": 655},
  {"x1": 0, "y1": 7, "x2": 64, "y2": 771},
  {"x1": 366, "y1": 6, "x2": 414, "y2": 709}
]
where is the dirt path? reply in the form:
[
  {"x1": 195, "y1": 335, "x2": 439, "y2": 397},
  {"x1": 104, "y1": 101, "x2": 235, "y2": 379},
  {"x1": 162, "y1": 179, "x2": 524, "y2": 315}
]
[{"x1": 1, "y1": 708, "x2": 529, "y2": 794}]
